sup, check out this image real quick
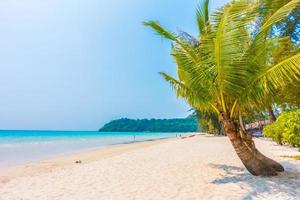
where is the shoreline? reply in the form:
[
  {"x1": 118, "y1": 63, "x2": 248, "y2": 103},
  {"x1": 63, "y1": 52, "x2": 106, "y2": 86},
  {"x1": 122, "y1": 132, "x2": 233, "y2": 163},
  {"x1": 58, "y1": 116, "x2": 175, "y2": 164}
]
[
  {"x1": 0, "y1": 136, "x2": 180, "y2": 184},
  {"x1": 0, "y1": 131, "x2": 196, "y2": 169},
  {"x1": 1, "y1": 134, "x2": 299, "y2": 200}
]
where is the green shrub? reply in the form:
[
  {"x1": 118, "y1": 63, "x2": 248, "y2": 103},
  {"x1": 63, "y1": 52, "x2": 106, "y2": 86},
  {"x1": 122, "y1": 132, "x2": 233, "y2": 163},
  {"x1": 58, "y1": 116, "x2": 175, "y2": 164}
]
[
  {"x1": 263, "y1": 109, "x2": 300, "y2": 147},
  {"x1": 280, "y1": 110, "x2": 300, "y2": 146},
  {"x1": 263, "y1": 121, "x2": 283, "y2": 145}
]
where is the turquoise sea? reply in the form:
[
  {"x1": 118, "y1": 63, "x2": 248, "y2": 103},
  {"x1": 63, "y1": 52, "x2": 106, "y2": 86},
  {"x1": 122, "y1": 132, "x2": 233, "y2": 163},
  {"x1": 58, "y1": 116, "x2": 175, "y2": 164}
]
[{"x1": 0, "y1": 130, "x2": 189, "y2": 167}]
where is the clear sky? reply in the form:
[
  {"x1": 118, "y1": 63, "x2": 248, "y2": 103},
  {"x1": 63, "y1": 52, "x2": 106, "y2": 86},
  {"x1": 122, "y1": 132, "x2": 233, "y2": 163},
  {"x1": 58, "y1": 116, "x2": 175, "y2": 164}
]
[{"x1": 0, "y1": 0, "x2": 228, "y2": 131}]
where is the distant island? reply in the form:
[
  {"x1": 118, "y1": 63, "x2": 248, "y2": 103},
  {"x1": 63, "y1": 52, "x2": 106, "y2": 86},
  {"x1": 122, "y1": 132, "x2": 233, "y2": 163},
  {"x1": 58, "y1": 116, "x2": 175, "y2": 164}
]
[{"x1": 99, "y1": 116, "x2": 199, "y2": 132}]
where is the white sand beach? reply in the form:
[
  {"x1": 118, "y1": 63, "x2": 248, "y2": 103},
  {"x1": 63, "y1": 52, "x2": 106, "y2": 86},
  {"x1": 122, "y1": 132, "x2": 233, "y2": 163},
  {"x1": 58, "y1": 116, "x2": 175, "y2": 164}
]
[{"x1": 0, "y1": 135, "x2": 299, "y2": 200}]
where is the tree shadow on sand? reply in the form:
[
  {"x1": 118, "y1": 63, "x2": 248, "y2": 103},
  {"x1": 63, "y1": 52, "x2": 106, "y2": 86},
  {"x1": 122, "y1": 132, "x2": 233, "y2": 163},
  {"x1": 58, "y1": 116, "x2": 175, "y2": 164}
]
[{"x1": 209, "y1": 162, "x2": 300, "y2": 200}]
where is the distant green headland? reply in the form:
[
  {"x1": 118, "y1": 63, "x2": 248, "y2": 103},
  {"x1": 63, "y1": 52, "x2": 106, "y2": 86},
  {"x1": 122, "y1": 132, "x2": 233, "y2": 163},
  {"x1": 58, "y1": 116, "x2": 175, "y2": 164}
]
[{"x1": 99, "y1": 116, "x2": 199, "y2": 132}]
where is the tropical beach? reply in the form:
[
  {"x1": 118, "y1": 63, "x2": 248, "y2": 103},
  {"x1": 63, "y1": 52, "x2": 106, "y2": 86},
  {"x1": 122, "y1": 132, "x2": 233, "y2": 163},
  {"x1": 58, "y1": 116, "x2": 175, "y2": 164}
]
[
  {"x1": 0, "y1": 135, "x2": 299, "y2": 200},
  {"x1": 0, "y1": 0, "x2": 300, "y2": 199}
]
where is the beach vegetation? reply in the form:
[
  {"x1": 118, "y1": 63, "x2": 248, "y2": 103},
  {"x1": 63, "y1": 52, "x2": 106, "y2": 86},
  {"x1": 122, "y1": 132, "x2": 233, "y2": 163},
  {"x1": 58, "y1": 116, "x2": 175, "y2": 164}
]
[{"x1": 264, "y1": 109, "x2": 300, "y2": 147}]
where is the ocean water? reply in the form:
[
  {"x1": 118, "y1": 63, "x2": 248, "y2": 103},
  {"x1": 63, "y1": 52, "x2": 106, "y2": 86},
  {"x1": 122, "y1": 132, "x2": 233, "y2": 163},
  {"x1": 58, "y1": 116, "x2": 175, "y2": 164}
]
[{"x1": 0, "y1": 130, "x2": 189, "y2": 167}]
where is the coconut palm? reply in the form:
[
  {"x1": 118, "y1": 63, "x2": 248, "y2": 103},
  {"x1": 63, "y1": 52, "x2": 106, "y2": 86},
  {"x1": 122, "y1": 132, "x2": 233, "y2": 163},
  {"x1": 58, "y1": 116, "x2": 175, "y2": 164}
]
[{"x1": 144, "y1": 0, "x2": 300, "y2": 176}]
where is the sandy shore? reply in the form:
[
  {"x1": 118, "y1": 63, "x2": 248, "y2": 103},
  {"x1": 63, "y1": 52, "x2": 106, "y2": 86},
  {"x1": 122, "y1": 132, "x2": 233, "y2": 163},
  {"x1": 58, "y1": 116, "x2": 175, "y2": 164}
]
[{"x1": 0, "y1": 135, "x2": 299, "y2": 200}]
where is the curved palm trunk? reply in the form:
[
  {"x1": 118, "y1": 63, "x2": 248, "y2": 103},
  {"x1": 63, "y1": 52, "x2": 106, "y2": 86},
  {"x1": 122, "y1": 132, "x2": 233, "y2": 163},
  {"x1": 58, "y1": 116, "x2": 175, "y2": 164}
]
[
  {"x1": 268, "y1": 108, "x2": 277, "y2": 123},
  {"x1": 222, "y1": 119, "x2": 284, "y2": 176}
]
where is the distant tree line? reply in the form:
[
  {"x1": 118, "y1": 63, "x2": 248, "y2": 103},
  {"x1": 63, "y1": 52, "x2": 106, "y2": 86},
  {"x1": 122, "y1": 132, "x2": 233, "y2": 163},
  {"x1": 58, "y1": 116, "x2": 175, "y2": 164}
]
[{"x1": 99, "y1": 116, "x2": 199, "y2": 132}]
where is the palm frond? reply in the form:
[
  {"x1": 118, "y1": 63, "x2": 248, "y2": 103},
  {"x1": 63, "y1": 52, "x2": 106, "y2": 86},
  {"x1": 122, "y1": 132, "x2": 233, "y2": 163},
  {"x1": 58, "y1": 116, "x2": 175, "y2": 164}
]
[
  {"x1": 250, "y1": 0, "x2": 300, "y2": 63},
  {"x1": 160, "y1": 72, "x2": 213, "y2": 112},
  {"x1": 262, "y1": 0, "x2": 300, "y2": 29},
  {"x1": 144, "y1": 21, "x2": 198, "y2": 62},
  {"x1": 258, "y1": 53, "x2": 300, "y2": 89},
  {"x1": 196, "y1": 0, "x2": 210, "y2": 35},
  {"x1": 241, "y1": 53, "x2": 300, "y2": 108},
  {"x1": 143, "y1": 21, "x2": 177, "y2": 41},
  {"x1": 159, "y1": 72, "x2": 187, "y2": 97},
  {"x1": 208, "y1": 1, "x2": 257, "y2": 97}
]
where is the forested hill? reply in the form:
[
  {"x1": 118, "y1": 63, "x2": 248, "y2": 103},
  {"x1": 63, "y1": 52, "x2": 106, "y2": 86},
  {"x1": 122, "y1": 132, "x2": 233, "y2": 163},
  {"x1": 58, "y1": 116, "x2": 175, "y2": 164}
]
[{"x1": 99, "y1": 116, "x2": 199, "y2": 132}]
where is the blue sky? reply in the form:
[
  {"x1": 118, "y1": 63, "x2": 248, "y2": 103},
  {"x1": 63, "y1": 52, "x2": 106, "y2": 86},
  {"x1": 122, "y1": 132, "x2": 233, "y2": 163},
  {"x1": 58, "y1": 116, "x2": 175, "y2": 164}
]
[{"x1": 0, "y1": 0, "x2": 228, "y2": 130}]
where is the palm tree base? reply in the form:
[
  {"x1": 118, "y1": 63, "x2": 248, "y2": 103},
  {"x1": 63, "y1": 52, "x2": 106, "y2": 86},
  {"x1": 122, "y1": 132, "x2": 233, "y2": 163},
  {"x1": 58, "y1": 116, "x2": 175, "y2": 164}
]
[{"x1": 223, "y1": 120, "x2": 284, "y2": 177}]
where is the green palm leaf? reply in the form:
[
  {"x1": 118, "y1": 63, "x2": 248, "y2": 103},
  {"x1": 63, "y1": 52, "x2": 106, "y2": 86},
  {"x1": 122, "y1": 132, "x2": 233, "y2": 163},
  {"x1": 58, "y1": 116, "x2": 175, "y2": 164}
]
[
  {"x1": 251, "y1": 0, "x2": 300, "y2": 64},
  {"x1": 143, "y1": 21, "x2": 198, "y2": 62},
  {"x1": 260, "y1": 53, "x2": 300, "y2": 89},
  {"x1": 196, "y1": 0, "x2": 210, "y2": 35}
]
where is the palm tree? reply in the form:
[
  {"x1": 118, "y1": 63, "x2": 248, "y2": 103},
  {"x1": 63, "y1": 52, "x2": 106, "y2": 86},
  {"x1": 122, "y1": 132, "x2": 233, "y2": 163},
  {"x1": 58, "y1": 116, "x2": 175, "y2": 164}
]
[{"x1": 144, "y1": 0, "x2": 300, "y2": 176}]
